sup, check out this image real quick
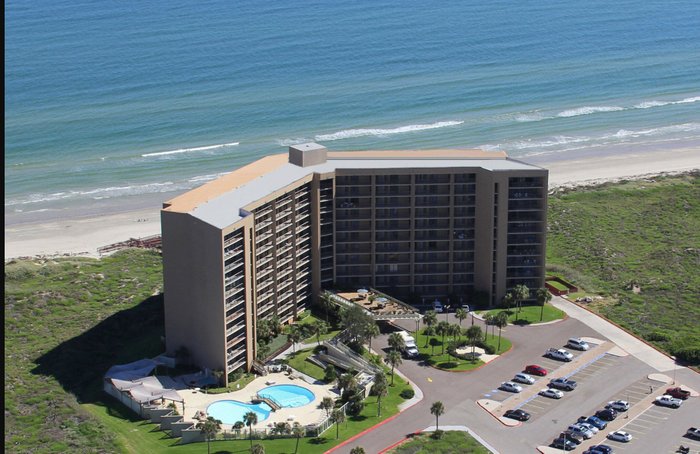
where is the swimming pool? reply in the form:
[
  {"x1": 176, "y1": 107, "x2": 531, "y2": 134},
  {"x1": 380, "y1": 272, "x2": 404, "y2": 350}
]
[
  {"x1": 206, "y1": 400, "x2": 272, "y2": 425},
  {"x1": 258, "y1": 384, "x2": 315, "y2": 408}
]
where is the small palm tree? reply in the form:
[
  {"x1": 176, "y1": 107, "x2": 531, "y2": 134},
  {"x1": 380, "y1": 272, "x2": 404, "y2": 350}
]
[
  {"x1": 455, "y1": 308, "x2": 467, "y2": 326},
  {"x1": 448, "y1": 323, "x2": 461, "y2": 343},
  {"x1": 423, "y1": 310, "x2": 438, "y2": 329},
  {"x1": 287, "y1": 325, "x2": 303, "y2": 353},
  {"x1": 536, "y1": 287, "x2": 552, "y2": 321},
  {"x1": 371, "y1": 377, "x2": 388, "y2": 416},
  {"x1": 320, "y1": 396, "x2": 335, "y2": 416},
  {"x1": 320, "y1": 292, "x2": 334, "y2": 323},
  {"x1": 495, "y1": 311, "x2": 509, "y2": 352},
  {"x1": 366, "y1": 323, "x2": 380, "y2": 350},
  {"x1": 388, "y1": 332, "x2": 405, "y2": 352},
  {"x1": 436, "y1": 321, "x2": 450, "y2": 355},
  {"x1": 502, "y1": 292, "x2": 514, "y2": 311},
  {"x1": 292, "y1": 422, "x2": 305, "y2": 454},
  {"x1": 466, "y1": 325, "x2": 482, "y2": 362},
  {"x1": 251, "y1": 443, "x2": 265, "y2": 454},
  {"x1": 336, "y1": 373, "x2": 356, "y2": 395},
  {"x1": 423, "y1": 325, "x2": 435, "y2": 347},
  {"x1": 385, "y1": 350, "x2": 402, "y2": 386},
  {"x1": 195, "y1": 416, "x2": 222, "y2": 454},
  {"x1": 312, "y1": 320, "x2": 329, "y2": 345},
  {"x1": 430, "y1": 401, "x2": 445, "y2": 431},
  {"x1": 330, "y1": 409, "x2": 345, "y2": 439},
  {"x1": 244, "y1": 411, "x2": 258, "y2": 450},
  {"x1": 513, "y1": 284, "x2": 530, "y2": 321}
]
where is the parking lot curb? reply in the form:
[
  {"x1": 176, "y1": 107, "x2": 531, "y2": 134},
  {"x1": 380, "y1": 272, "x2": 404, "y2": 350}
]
[{"x1": 476, "y1": 399, "x2": 520, "y2": 427}]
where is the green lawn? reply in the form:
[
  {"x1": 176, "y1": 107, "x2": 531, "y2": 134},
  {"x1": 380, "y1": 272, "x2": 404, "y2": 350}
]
[
  {"x1": 477, "y1": 303, "x2": 566, "y2": 325},
  {"x1": 389, "y1": 430, "x2": 490, "y2": 453},
  {"x1": 285, "y1": 348, "x2": 327, "y2": 381},
  {"x1": 294, "y1": 312, "x2": 341, "y2": 344},
  {"x1": 414, "y1": 328, "x2": 511, "y2": 371}
]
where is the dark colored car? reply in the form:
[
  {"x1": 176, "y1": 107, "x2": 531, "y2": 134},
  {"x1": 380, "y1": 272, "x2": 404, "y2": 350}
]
[
  {"x1": 525, "y1": 364, "x2": 548, "y2": 376},
  {"x1": 503, "y1": 409, "x2": 531, "y2": 421},
  {"x1": 595, "y1": 408, "x2": 618, "y2": 421},
  {"x1": 552, "y1": 438, "x2": 577, "y2": 451},
  {"x1": 578, "y1": 415, "x2": 608, "y2": 430},
  {"x1": 584, "y1": 445, "x2": 613, "y2": 454}
]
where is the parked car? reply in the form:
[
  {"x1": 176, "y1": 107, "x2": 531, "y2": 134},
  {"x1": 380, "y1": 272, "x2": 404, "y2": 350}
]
[
  {"x1": 567, "y1": 337, "x2": 590, "y2": 351},
  {"x1": 552, "y1": 437, "x2": 577, "y2": 451},
  {"x1": 402, "y1": 345, "x2": 419, "y2": 358},
  {"x1": 567, "y1": 424, "x2": 594, "y2": 439},
  {"x1": 595, "y1": 409, "x2": 618, "y2": 421},
  {"x1": 666, "y1": 387, "x2": 691, "y2": 400},
  {"x1": 578, "y1": 415, "x2": 608, "y2": 430},
  {"x1": 607, "y1": 430, "x2": 632, "y2": 442},
  {"x1": 655, "y1": 395, "x2": 683, "y2": 408},
  {"x1": 431, "y1": 300, "x2": 444, "y2": 313},
  {"x1": 577, "y1": 421, "x2": 599, "y2": 434},
  {"x1": 687, "y1": 427, "x2": 700, "y2": 440},
  {"x1": 503, "y1": 409, "x2": 530, "y2": 421},
  {"x1": 525, "y1": 364, "x2": 548, "y2": 376},
  {"x1": 545, "y1": 348, "x2": 574, "y2": 362},
  {"x1": 606, "y1": 400, "x2": 630, "y2": 411},
  {"x1": 500, "y1": 381, "x2": 523, "y2": 393},
  {"x1": 584, "y1": 444, "x2": 613, "y2": 454},
  {"x1": 549, "y1": 377, "x2": 578, "y2": 391},
  {"x1": 513, "y1": 373, "x2": 535, "y2": 385},
  {"x1": 540, "y1": 388, "x2": 564, "y2": 399}
]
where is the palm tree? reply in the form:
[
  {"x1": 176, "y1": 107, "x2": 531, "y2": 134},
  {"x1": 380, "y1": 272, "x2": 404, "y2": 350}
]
[
  {"x1": 430, "y1": 401, "x2": 445, "y2": 431},
  {"x1": 244, "y1": 411, "x2": 258, "y2": 450},
  {"x1": 287, "y1": 325, "x2": 303, "y2": 353},
  {"x1": 371, "y1": 378, "x2": 388, "y2": 416},
  {"x1": 495, "y1": 311, "x2": 509, "y2": 352},
  {"x1": 536, "y1": 287, "x2": 552, "y2": 321},
  {"x1": 423, "y1": 325, "x2": 435, "y2": 348},
  {"x1": 385, "y1": 350, "x2": 402, "y2": 385},
  {"x1": 388, "y1": 332, "x2": 405, "y2": 352},
  {"x1": 320, "y1": 396, "x2": 335, "y2": 416},
  {"x1": 502, "y1": 292, "x2": 514, "y2": 311},
  {"x1": 330, "y1": 409, "x2": 345, "y2": 439},
  {"x1": 251, "y1": 443, "x2": 265, "y2": 454},
  {"x1": 196, "y1": 416, "x2": 222, "y2": 454},
  {"x1": 292, "y1": 422, "x2": 305, "y2": 454},
  {"x1": 466, "y1": 325, "x2": 482, "y2": 362},
  {"x1": 455, "y1": 308, "x2": 467, "y2": 326},
  {"x1": 312, "y1": 320, "x2": 329, "y2": 345},
  {"x1": 336, "y1": 373, "x2": 356, "y2": 395},
  {"x1": 233, "y1": 420, "x2": 245, "y2": 435},
  {"x1": 320, "y1": 292, "x2": 334, "y2": 324},
  {"x1": 448, "y1": 323, "x2": 461, "y2": 343},
  {"x1": 436, "y1": 321, "x2": 450, "y2": 355},
  {"x1": 423, "y1": 310, "x2": 438, "y2": 330},
  {"x1": 513, "y1": 284, "x2": 530, "y2": 321},
  {"x1": 366, "y1": 323, "x2": 380, "y2": 350},
  {"x1": 484, "y1": 314, "x2": 494, "y2": 341}
]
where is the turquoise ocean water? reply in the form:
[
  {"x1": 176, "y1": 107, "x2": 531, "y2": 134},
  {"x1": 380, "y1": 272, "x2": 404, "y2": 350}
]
[{"x1": 6, "y1": 0, "x2": 700, "y2": 224}]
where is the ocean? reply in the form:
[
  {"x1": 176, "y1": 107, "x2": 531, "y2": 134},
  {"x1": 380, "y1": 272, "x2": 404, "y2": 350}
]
[{"x1": 6, "y1": 0, "x2": 700, "y2": 224}]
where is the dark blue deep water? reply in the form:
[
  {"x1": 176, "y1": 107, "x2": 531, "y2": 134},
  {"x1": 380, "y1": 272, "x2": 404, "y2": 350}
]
[{"x1": 6, "y1": 0, "x2": 700, "y2": 221}]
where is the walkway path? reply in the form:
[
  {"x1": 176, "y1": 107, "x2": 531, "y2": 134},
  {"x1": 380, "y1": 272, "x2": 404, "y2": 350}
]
[{"x1": 550, "y1": 296, "x2": 680, "y2": 372}]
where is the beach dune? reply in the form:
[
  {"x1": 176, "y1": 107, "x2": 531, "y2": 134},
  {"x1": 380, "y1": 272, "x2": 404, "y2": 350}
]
[{"x1": 5, "y1": 146, "x2": 699, "y2": 260}]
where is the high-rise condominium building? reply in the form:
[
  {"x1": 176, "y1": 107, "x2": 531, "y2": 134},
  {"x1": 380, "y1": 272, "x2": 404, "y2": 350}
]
[{"x1": 162, "y1": 144, "x2": 547, "y2": 382}]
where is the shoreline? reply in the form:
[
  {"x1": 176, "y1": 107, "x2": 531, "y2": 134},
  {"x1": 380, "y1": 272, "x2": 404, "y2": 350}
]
[{"x1": 5, "y1": 145, "x2": 700, "y2": 260}]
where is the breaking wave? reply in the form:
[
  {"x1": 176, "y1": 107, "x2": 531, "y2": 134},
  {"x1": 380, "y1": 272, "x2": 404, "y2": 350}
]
[
  {"x1": 141, "y1": 141, "x2": 239, "y2": 157},
  {"x1": 313, "y1": 121, "x2": 464, "y2": 142}
]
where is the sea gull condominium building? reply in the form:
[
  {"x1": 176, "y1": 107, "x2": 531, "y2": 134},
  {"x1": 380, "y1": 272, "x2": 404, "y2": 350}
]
[{"x1": 161, "y1": 144, "x2": 547, "y2": 381}]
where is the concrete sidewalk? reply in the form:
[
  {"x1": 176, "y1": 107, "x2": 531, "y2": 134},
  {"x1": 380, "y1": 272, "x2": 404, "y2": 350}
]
[{"x1": 550, "y1": 296, "x2": 680, "y2": 373}]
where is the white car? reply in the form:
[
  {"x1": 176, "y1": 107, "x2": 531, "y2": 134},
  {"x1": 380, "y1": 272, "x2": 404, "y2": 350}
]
[
  {"x1": 545, "y1": 348, "x2": 574, "y2": 362},
  {"x1": 513, "y1": 373, "x2": 535, "y2": 385},
  {"x1": 577, "y1": 421, "x2": 599, "y2": 434},
  {"x1": 608, "y1": 430, "x2": 632, "y2": 442},
  {"x1": 567, "y1": 337, "x2": 590, "y2": 351},
  {"x1": 540, "y1": 388, "x2": 564, "y2": 399},
  {"x1": 655, "y1": 395, "x2": 683, "y2": 408},
  {"x1": 606, "y1": 400, "x2": 630, "y2": 411},
  {"x1": 500, "y1": 381, "x2": 523, "y2": 393},
  {"x1": 431, "y1": 300, "x2": 444, "y2": 313}
]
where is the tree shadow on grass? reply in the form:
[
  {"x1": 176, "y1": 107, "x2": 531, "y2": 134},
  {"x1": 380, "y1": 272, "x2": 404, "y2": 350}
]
[
  {"x1": 349, "y1": 415, "x2": 367, "y2": 422},
  {"x1": 31, "y1": 294, "x2": 165, "y2": 404},
  {"x1": 310, "y1": 437, "x2": 328, "y2": 445},
  {"x1": 513, "y1": 319, "x2": 532, "y2": 326}
]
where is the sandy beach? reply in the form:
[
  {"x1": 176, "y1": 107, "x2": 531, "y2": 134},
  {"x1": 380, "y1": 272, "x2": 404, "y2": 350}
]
[{"x1": 5, "y1": 146, "x2": 699, "y2": 260}]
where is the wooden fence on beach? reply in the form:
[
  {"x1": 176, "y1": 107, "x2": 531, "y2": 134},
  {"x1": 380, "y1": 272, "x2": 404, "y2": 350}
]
[{"x1": 97, "y1": 234, "x2": 162, "y2": 255}]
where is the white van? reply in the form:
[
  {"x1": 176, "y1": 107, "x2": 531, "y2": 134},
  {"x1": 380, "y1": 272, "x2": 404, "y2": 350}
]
[{"x1": 567, "y1": 337, "x2": 590, "y2": 351}]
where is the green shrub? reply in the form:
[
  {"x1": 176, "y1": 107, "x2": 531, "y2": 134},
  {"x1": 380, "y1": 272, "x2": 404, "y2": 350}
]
[
  {"x1": 645, "y1": 331, "x2": 672, "y2": 342},
  {"x1": 399, "y1": 389, "x2": 415, "y2": 399}
]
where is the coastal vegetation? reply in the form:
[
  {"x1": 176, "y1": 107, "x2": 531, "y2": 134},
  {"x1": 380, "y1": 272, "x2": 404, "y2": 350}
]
[
  {"x1": 547, "y1": 173, "x2": 700, "y2": 365},
  {"x1": 388, "y1": 430, "x2": 489, "y2": 453}
]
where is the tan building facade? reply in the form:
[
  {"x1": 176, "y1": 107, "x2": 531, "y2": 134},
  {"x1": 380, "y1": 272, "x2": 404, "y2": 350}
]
[{"x1": 162, "y1": 144, "x2": 547, "y2": 382}]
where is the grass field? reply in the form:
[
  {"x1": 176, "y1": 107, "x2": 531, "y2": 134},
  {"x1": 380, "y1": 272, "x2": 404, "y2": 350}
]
[
  {"x1": 547, "y1": 173, "x2": 700, "y2": 365},
  {"x1": 477, "y1": 303, "x2": 566, "y2": 325},
  {"x1": 414, "y1": 328, "x2": 512, "y2": 371},
  {"x1": 388, "y1": 430, "x2": 490, "y2": 453}
]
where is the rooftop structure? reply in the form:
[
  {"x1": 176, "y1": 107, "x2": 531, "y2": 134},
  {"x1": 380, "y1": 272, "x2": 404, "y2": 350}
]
[{"x1": 162, "y1": 144, "x2": 547, "y2": 383}]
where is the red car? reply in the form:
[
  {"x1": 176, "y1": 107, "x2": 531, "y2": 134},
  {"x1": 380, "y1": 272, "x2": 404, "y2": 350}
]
[
  {"x1": 525, "y1": 365, "x2": 548, "y2": 376},
  {"x1": 666, "y1": 387, "x2": 691, "y2": 400}
]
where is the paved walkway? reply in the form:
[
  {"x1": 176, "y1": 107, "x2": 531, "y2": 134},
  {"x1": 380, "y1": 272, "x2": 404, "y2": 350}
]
[{"x1": 550, "y1": 296, "x2": 680, "y2": 372}]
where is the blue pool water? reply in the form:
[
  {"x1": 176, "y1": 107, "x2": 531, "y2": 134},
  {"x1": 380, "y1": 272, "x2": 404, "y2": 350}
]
[
  {"x1": 206, "y1": 401, "x2": 272, "y2": 425},
  {"x1": 258, "y1": 384, "x2": 315, "y2": 408}
]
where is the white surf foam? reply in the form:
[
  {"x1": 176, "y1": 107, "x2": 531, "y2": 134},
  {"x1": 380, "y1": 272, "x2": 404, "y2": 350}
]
[
  {"x1": 557, "y1": 106, "x2": 624, "y2": 118},
  {"x1": 141, "y1": 141, "x2": 239, "y2": 157},
  {"x1": 313, "y1": 120, "x2": 464, "y2": 142}
]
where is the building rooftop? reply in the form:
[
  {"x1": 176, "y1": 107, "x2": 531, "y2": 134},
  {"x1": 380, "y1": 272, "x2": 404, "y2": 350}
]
[{"x1": 163, "y1": 144, "x2": 545, "y2": 229}]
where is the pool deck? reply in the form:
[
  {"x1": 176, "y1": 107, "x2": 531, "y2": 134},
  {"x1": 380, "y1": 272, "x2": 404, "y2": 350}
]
[{"x1": 180, "y1": 371, "x2": 338, "y2": 429}]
